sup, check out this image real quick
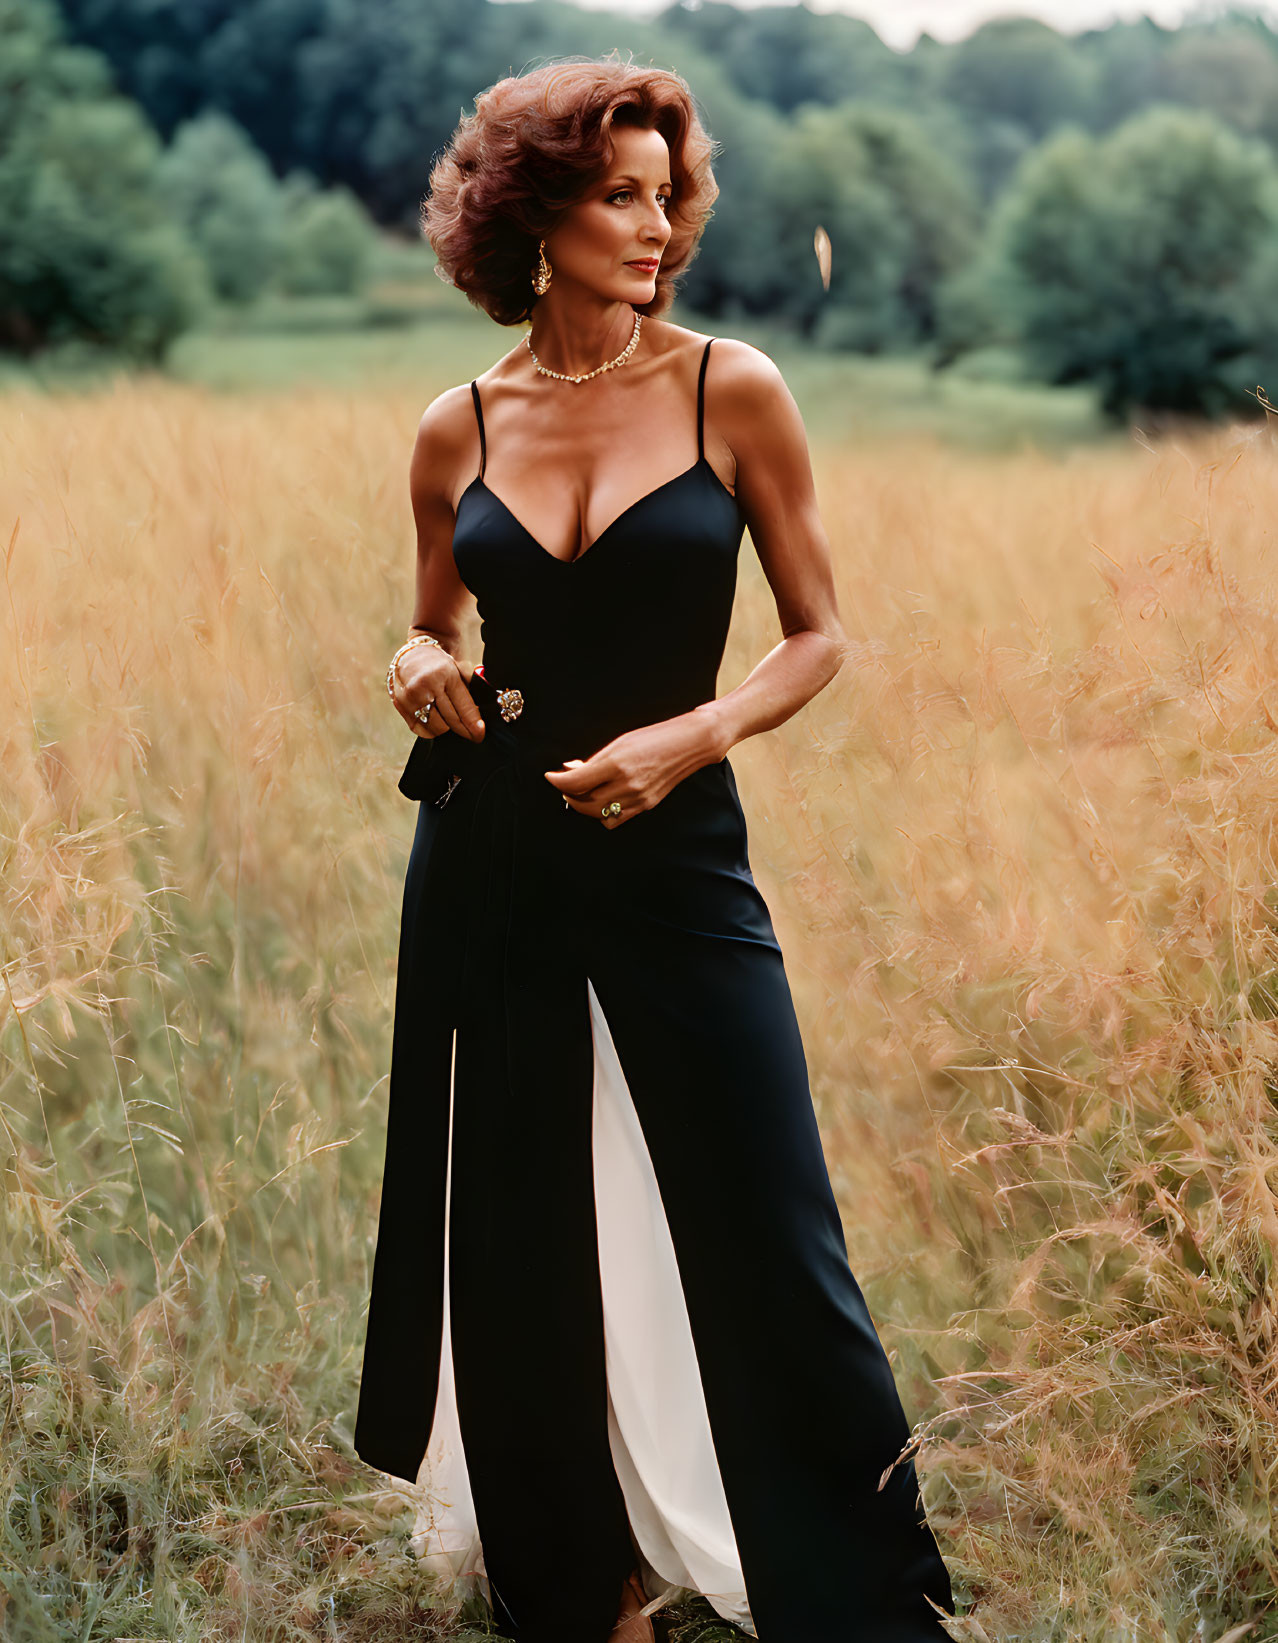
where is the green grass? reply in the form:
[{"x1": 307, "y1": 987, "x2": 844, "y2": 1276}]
[{"x1": 167, "y1": 311, "x2": 1112, "y2": 454}]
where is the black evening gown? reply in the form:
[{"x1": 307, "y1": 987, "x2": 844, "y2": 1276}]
[{"x1": 353, "y1": 337, "x2": 955, "y2": 1642}]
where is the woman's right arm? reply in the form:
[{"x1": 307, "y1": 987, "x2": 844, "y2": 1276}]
[{"x1": 390, "y1": 392, "x2": 487, "y2": 744}]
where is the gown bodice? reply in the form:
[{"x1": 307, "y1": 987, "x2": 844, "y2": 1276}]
[{"x1": 450, "y1": 336, "x2": 746, "y2": 754}]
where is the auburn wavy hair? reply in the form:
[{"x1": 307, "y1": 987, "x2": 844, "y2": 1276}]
[{"x1": 422, "y1": 54, "x2": 722, "y2": 326}]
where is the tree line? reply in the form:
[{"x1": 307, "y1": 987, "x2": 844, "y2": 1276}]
[{"x1": 5, "y1": 0, "x2": 1278, "y2": 419}]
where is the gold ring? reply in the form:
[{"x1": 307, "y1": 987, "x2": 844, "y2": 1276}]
[{"x1": 602, "y1": 801, "x2": 622, "y2": 819}]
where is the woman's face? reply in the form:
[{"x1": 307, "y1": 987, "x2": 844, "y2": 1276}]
[{"x1": 544, "y1": 124, "x2": 673, "y2": 303}]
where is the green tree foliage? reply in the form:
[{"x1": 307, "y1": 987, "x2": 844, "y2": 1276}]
[
  {"x1": 154, "y1": 112, "x2": 380, "y2": 305},
  {"x1": 29, "y1": 0, "x2": 1278, "y2": 413},
  {"x1": 1077, "y1": 17, "x2": 1175, "y2": 132},
  {"x1": 276, "y1": 173, "x2": 376, "y2": 297},
  {"x1": 733, "y1": 103, "x2": 978, "y2": 348},
  {"x1": 1229, "y1": 229, "x2": 1278, "y2": 409},
  {"x1": 0, "y1": 0, "x2": 208, "y2": 358},
  {"x1": 659, "y1": 1, "x2": 911, "y2": 113},
  {"x1": 836, "y1": 106, "x2": 980, "y2": 343},
  {"x1": 938, "y1": 17, "x2": 1098, "y2": 138},
  {"x1": 288, "y1": 0, "x2": 499, "y2": 223},
  {"x1": 53, "y1": 0, "x2": 241, "y2": 133},
  {"x1": 198, "y1": 0, "x2": 328, "y2": 172},
  {"x1": 155, "y1": 112, "x2": 289, "y2": 304},
  {"x1": 747, "y1": 110, "x2": 904, "y2": 342},
  {"x1": 927, "y1": 18, "x2": 1099, "y2": 201},
  {"x1": 53, "y1": 0, "x2": 592, "y2": 229},
  {"x1": 1155, "y1": 22, "x2": 1278, "y2": 148},
  {"x1": 987, "y1": 107, "x2": 1278, "y2": 419},
  {"x1": 44, "y1": 0, "x2": 1278, "y2": 230}
]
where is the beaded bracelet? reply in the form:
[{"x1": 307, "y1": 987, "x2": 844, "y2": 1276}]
[{"x1": 385, "y1": 632, "x2": 444, "y2": 701}]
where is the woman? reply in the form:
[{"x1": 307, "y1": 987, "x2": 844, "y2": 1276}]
[{"x1": 353, "y1": 57, "x2": 955, "y2": 1643}]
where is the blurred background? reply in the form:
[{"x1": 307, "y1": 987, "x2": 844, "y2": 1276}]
[
  {"x1": 7, "y1": 0, "x2": 1278, "y2": 426},
  {"x1": 6, "y1": 4, "x2": 1278, "y2": 1643}
]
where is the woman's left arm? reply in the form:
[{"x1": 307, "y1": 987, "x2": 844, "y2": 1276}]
[{"x1": 691, "y1": 339, "x2": 849, "y2": 760}]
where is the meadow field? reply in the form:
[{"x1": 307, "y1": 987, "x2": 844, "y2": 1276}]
[{"x1": 3, "y1": 314, "x2": 1278, "y2": 1641}]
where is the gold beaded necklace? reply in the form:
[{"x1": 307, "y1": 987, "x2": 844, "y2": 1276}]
[{"x1": 525, "y1": 310, "x2": 643, "y2": 384}]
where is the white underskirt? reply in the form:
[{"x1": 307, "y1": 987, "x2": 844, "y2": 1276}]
[{"x1": 408, "y1": 978, "x2": 756, "y2": 1636}]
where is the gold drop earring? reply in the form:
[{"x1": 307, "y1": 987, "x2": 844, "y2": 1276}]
[{"x1": 532, "y1": 238, "x2": 552, "y2": 296}]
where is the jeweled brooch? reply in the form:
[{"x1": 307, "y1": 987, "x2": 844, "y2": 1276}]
[{"x1": 496, "y1": 687, "x2": 524, "y2": 723}]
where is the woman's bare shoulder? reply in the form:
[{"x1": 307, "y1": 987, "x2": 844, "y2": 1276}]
[
  {"x1": 695, "y1": 336, "x2": 795, "y2": 462},
  {"x1": 414, "y1": 383, "x2": 473, "y2": 462},
  {"x1": 411, "y1": 379, "x2": 490, "y2": 513},
  {"x1": 703, "y1": 334, "x2": 784, "y2": 388}
]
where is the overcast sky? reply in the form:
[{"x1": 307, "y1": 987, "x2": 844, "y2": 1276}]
[{"x1": 529, "y1": 0, "x2": 1277, "y2": 48}]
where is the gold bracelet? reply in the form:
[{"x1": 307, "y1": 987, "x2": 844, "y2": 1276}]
[{"x1": 385, "y1": 633, "x2": 444, "y2": 701}]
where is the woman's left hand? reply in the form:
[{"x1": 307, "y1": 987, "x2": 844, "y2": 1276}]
[{"x1": 543, "y1": 709, "x2": 726, "y2": 829}]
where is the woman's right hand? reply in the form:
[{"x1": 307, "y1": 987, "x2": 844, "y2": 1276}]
[{"x1": 391, "y1": 642, "x2": 486, "y2": 742}]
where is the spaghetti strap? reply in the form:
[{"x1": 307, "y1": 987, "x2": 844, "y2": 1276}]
[
  {"x1": 470, "y1": 380, "x2": 486, "y2": 480},
  {"x1": 696, "y1": 338, "x2": 713, "y2": 463}
]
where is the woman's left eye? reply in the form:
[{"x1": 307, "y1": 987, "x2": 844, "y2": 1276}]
[{"x1": 611, "y1": 191, "x2": 671, "y2": 210}]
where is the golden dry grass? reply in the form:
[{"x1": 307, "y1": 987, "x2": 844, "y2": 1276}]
[{"x1": 3, "y1": 374, "x2": 1278, "y2": 1641}]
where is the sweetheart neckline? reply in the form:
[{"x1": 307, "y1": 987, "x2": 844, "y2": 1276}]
[{"x1": 456, "y1": 456, "x2": 739, "y2": 567}]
